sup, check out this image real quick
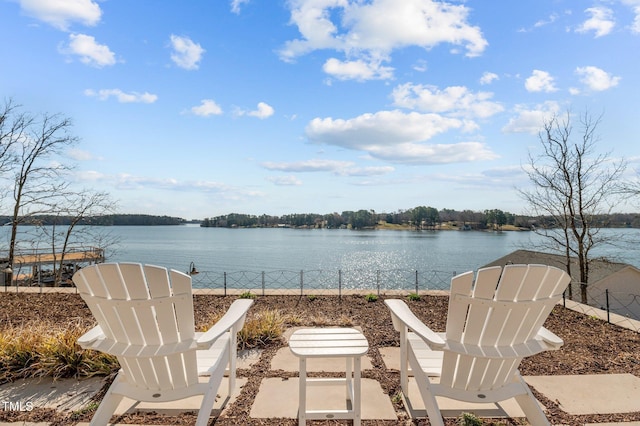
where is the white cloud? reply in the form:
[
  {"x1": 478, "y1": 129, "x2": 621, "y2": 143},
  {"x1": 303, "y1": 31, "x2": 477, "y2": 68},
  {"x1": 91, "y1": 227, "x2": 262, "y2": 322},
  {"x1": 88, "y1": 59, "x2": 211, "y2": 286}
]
[
  {"x1": 618, "y1": 1, "x2": 640, "y2": 33},
  {"x1": 169, "y1": 35, "x2": 205, "y2": 70},
  {"x1": 339, "y1": 166, "x2": 395, "y2": 176},
  {"x1": 279, "y1": 0, "x2": 487, "y2": 80},
  {"x1": 391, "y1": 83, "x2": 504, "y2": 118},
  {"x1": 248, "y1": 102, "x2": 275, "y2": 119},
  {"x1": 230, "y1": 0, "x2": 250, "y2": 14},
  {"x1": 84, "y1": 89, "x2": 158, "y2": 103},
  {"x1": 479, "y1": 72, "x2": 499, "y2": 85},
  {"x1": 191, "y1": 99, "x2": 223, "y2": 116},
  {"x1": 534, "y1": 13, "x2": 559, "y2": 28},
  {"x1": 323, "y1": 57, "x2": 394, "y2": 81},
  {"x1": 19, "y1": 0, "x2": 101, "y2": 31},
  {"x1": 266, "y1": 175, "x2": 303, "y2": 186},
  {"x1": 502, "y1": 101, "x2": 560, "y2": 134},
  {"x1": 263, "y1": 159, "x2": 355, "y2": 173},
  {"x1": 68, "y1": 148, "x2": 99, "y2": 161},
  {"x1": 634, "y1": 7, "x2": 640, "y2": 33},
  {"x1": 576, "y1": 6, "x2": 615, "y2": 37},
  {"x1": 575, "y1": 66, "x2": 621, "y2": 91},
  {"x1": 61, "y1": 33, "x2": 116, "y2": 67},
  {"x1": 262, "y1": 159, "x2": 394, "y2": 176},
  {"x1": 305, "y1": 110, "x2": 497, "y2": 165},
  {"x1": 235, "y1": 102, "x2": 275, "y2": 119},
  {"x1": 524, "y1": 70, "x2": 557, "y2": 93},
  {"x1": 412, "y1": 59, "x2": 428, "y2": 72}
]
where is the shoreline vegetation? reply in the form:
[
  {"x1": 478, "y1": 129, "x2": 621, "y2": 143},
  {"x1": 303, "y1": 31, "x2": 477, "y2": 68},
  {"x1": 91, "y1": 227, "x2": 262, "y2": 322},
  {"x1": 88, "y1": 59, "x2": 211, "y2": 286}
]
[{"x1": 2, "y1": 210, "x2": 639, "y2": 229}]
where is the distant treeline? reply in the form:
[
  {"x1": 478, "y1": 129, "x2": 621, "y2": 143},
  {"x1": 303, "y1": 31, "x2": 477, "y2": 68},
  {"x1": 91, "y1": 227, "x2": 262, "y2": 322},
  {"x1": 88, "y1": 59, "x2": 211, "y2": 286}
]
[
  {"x1": 0, "y1": 214, "x2": 186, "y2": 226},
  {"x1": 200, "y1": 208, "x2": 640, "y2": 230}
]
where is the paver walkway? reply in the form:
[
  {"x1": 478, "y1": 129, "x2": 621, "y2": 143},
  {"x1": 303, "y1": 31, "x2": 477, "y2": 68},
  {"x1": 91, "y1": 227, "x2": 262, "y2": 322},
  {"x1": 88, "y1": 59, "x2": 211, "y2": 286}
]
[{"x1": 2, "y1": 342, "x2": 640, "y2": 425}]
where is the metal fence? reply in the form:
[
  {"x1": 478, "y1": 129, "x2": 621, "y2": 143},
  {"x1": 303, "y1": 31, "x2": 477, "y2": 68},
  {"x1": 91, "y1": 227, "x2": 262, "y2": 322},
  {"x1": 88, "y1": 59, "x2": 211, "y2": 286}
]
[
  {"x1": 188, "y1": 268, "x2": 456, "y2": 296},
  {"x1": 4, "y1": 267, "x2": 639, "y2": 325},
  {"x1": 564, "y1": 281, "x2": 640, "y2": 323}
]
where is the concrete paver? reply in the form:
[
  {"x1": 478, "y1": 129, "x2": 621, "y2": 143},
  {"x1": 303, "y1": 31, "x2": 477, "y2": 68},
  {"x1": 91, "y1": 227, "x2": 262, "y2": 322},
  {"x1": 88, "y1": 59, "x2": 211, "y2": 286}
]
[
  {"x1": 2, "y1": 343, "x2": 640, "y2": 425},
  {"x1": 113, "y1": 377, "x2": 246, "y2": 418},
  {"x1": 525, "y1": 374, "x2": 640, "y2": 415},
  {"x1": 401, "y1": 377, "x2": 528, "y2": 419},
  {"x1": 109, "y1": 348, "x2": 261, "y2": 418},
  {"x1": 250, "y1": 377, "x2": 397, "y2": 420},
  {"x1": 0, "y1": 376, "x2": 104, "y2": 412}
]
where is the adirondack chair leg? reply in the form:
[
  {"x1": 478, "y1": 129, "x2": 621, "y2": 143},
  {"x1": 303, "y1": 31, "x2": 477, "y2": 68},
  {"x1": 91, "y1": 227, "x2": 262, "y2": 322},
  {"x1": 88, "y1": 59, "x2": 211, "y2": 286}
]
[
  {"x1": 195, "y1": 351, "x2": 228, "y2": 426},
  {"x1": 408, "y1": 346, "x2": 444, "y2": 426},
  {"x1": 90, "y1": 373, "x2": 125, "y2": 426},
  {"x1": 399, "y1": 326, "x2": 409, "y2": 395},
  {"x1": 513, "y1": 375, "x2": 550, "y2": 426},
  {"x1": 228, "y1": 331, "x2": 237, "y2": 396}
]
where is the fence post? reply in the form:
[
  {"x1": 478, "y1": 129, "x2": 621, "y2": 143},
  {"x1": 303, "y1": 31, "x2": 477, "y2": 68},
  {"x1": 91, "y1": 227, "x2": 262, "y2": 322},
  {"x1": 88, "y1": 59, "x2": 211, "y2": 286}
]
[
  {"x1": 262, "y1": 271, "x2": 265, "y2": 297},
  {"x1": 224, "y1": 272, "x2": 227, "y2": 296},
  {"x1": 376, "y1": 270, "x2": 380, "y2": 296},
  {"x1": 300, "y1": 270, "x2": 303, "y2": 296},
  {"x1": 606, "y1": 289, "x2": 610, "y2": 323},
  {"x1": 338, "y1": 269, "x2": 342, "y2": 301},
  {"x1": 415, "y1": 270, "x2": 419, "y2": 295}
]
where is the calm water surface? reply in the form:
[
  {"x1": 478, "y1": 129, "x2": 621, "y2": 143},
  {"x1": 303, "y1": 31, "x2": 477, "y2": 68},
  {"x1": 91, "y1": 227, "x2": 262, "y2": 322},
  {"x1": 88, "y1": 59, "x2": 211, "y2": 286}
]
[
  {"x1": 102, "y1": 225, "x2": 640, "y2": 275},
  {"x1": 4, "y1": 225, "x2": 638, "y2": 290}
]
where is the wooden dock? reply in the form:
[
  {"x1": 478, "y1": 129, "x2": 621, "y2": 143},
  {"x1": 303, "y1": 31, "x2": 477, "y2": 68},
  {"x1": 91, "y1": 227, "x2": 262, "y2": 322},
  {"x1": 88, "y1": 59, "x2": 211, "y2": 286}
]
[{"x1": 12, "y1": 248, "x2": 104, "y2": 266}]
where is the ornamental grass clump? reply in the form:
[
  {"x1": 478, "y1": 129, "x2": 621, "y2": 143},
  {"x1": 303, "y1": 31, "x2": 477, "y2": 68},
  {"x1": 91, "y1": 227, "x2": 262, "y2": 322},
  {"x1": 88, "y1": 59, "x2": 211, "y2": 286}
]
[
  {"x1": 235, "y1": 309, "x2": 288, "y2": 349},
  {"x1": 0, "y1": 320, "x2": 118, "y2": 384}
]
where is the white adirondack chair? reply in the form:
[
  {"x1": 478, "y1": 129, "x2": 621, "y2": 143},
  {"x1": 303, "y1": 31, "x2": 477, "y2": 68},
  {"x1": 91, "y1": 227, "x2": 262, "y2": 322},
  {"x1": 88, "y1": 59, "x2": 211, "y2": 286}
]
[
  {"x1": 385, "y1": 264, "x2": 570, "y2": 426},
  {"x1": 72, "y1": 262, "x2": 253, "y2": 426}
]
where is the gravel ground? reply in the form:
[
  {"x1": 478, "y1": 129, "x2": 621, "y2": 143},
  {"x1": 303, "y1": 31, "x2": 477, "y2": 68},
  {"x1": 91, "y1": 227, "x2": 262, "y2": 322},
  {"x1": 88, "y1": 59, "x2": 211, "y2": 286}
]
[{"x1": 1, "y1": 292, "x2": 639, "y2": 425}]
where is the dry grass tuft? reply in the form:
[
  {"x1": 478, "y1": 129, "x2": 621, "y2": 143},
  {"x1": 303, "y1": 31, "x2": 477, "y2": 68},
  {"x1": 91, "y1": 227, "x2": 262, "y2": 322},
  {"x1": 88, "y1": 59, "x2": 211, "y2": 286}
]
[
  {"x1": 236, "y1": 309, "x2": 287, "y2": 349},
  {"x1": 0, "y1": 320, "x2": 117, "y2": 383}
]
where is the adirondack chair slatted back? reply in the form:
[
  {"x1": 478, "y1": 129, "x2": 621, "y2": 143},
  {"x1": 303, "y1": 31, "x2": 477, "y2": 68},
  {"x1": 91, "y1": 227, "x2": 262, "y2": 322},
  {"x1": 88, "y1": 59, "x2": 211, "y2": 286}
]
[
  {"x1": 441, "y1": 264, "x2": 569, "y2": 392},
  {"x1": 74, "y1": 263, "x2": 198, "y2": 391}
]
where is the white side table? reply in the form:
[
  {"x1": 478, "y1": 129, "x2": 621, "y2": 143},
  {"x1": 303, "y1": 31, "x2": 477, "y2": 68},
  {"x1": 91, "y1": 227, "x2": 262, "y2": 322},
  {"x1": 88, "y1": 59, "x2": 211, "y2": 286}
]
[{"x1": 289, "y1": 328, "x2": 369, "y2": 426}]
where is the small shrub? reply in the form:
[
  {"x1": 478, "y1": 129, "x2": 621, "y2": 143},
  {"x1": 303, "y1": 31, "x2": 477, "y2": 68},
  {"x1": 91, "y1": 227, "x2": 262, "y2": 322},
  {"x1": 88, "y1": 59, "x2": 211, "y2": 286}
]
[
  {"x1": 458, "y1": 412, "x2": 483, "y2": 426},
  {"x1": 307, "y1": 294, "x2": 317, "y2": 301},
  {"x1": 407, "y1": 292, "x2": 421, "y2": 301},
  {"x1": 236, "y1": 309, "x2": 287, "y2": 349},
  {"x1": 391, "y1": 391, "x2": 403, "y2": 404},
  {"x1": 0, "y1": 321, "x2": 118, "y2": 384},
  {"x1": 365, "y1": 293, "x2": 378, "y2": 302},
  {"x1": 238, "y1": 291, "x2": 256, "y2": 299}
]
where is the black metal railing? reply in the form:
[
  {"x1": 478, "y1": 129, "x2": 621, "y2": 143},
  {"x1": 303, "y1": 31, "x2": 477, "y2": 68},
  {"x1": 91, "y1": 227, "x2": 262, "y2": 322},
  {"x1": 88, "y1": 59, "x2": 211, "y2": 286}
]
[{"x1": 188, "y1": 268, "x2": 456, "y2": 296}]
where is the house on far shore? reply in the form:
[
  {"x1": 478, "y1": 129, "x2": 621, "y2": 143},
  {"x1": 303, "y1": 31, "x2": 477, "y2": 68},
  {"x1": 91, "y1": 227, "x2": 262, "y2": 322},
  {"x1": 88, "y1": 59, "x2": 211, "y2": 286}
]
[{"x1": 484, "y1": 249, "x2": 640, "y2": 321}]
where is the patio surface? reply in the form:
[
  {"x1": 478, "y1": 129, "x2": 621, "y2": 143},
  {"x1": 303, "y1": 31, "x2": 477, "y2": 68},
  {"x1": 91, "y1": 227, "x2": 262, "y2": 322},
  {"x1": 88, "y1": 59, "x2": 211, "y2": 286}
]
[{"x1": 1, "y1": 344, "x2": 640, "y2": 425}]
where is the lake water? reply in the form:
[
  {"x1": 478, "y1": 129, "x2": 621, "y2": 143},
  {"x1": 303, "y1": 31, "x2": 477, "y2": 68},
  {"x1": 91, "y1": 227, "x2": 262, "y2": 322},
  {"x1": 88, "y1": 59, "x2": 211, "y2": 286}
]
[
  {"x1": 107, "y1": 225, "x2": 640, "y2": 291},
  {"x1": 4, "y1": 225, "x2": 639, "y2": 291}
]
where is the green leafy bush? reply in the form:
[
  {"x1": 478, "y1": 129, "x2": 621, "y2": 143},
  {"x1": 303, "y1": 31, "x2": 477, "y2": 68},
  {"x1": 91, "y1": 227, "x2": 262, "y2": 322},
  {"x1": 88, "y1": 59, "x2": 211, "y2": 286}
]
[
  {"x1": 238, "y1": 291, "x2": 256, "y2": 299},
  {"x1": 407, "y1": 292, "x2": 421, "y2": 301}
]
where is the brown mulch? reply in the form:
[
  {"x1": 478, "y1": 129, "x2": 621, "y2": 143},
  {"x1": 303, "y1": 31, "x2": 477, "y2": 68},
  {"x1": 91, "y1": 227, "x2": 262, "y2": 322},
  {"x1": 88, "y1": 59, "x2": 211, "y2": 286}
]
[{"x1": 1, "y1": 292, "x2": 639, "y2": 425}]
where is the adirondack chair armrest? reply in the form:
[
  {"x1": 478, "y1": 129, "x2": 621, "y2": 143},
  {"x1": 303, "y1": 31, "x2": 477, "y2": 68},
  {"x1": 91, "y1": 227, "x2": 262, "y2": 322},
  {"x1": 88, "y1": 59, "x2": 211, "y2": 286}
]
[
  {"x1": 77, "y1": 325, "x2": 105, "y2": 349},
  {"x1": 537, "y1": 326, "x2": 564, "y2": 349},
  {"x1": 384, "y1": 299, "x2": 445, "y2": 349},
  {"x1": 197, "y1": 299, "x2": 254, "y2": 349}
]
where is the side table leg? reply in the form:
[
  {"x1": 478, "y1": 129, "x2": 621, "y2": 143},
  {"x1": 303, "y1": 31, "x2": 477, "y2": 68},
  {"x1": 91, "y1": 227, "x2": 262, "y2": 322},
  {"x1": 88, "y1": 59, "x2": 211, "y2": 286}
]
[
  {"x1": 346, "y1": 356, "x2": 353, "y2": 403},
  {"x1": 354, "y1": 356, "x2": 361, "y2": 426},
  {"x1": 299, "y1": 357, "x2": 306, "y2": 426}
]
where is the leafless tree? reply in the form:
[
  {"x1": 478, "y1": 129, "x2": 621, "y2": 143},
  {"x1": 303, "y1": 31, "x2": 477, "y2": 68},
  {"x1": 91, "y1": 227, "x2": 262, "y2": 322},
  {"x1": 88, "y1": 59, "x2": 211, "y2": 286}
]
[
  {"x1": 0, "y1": 100, "x2": 21, "y2": 209},
  {"x1": 0, "y1": 100, "x2": 79, "y2": 271},
  {"x1": 36, "y1": 189, "x2": 118, "y2": 285},
  {"x1": 519, "y1": 110, "x2": 626, "y2": 303}
]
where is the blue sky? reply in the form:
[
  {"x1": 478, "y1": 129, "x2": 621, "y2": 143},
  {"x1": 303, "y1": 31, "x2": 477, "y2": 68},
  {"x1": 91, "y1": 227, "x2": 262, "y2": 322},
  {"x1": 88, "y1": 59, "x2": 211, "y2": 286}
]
[{"x1": 1, "y1": 0, "x2": 639, "y2": 220}]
